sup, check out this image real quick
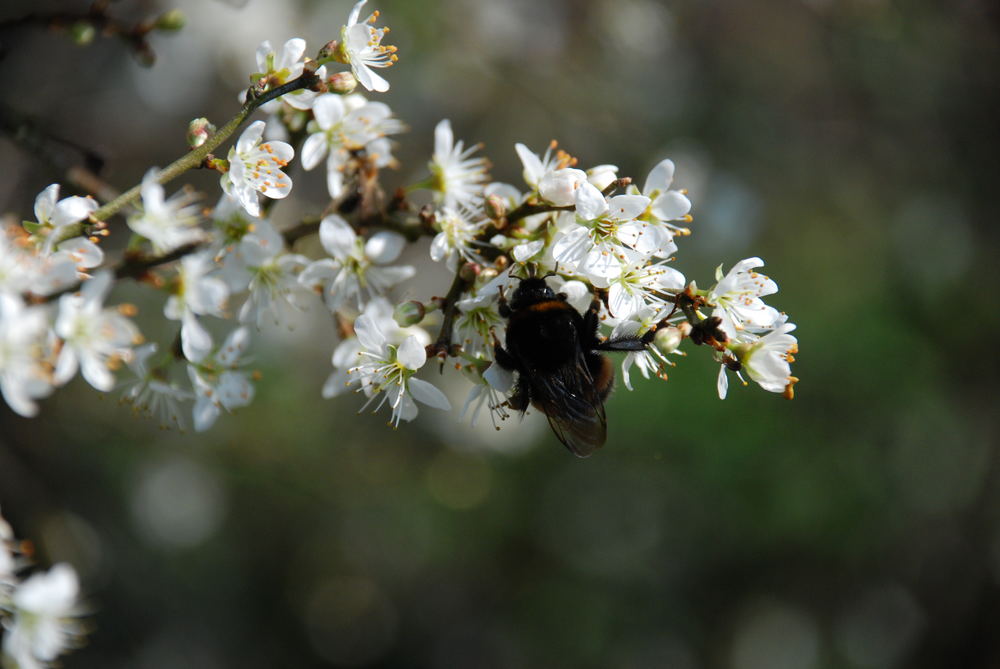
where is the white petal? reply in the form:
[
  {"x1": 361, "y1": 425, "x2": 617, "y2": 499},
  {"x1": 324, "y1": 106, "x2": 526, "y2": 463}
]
[
  {"x1": 574, "y1": 182, "x2": 608, "y2": 220},
  {"x1": 434, "y1": 119, "x2": 454, "y2": 156},
  {"x1": 52, "y1": 196, "x2": 98, "y2": 228},
  {"x1": 218, "y1": 326, "x2": 251, "y2": 366},
  {"x1": 313, "y1": 93, "x2": 346, "y2": 130},
  {"x1": 319, "y1": 215, "x2": 357, "y2": 259},
  {"x1": 193, "y1": 396, "x2": 220, "y2": 432},
  {"x1": 279, "y1": 38, "x2": 306, "y2": 69},
  {"x1": 651, "y1": 191, "x2": 691, "y2": 220},
  {"x1": 181, "y1": 312, "x2": 213, "y2": 363},
  {"x1": 643, "y1": 158, "x2": 676, "y2": 195},
  {"x1": 514, "y1": 143, "x2": 543, "y2": 187},
  {"x1": 300, "y1": 133, "x2": 328, "y2": 171},
  {"x1": 397, "y1": 335, "x2": 427, "y2": 370},
  {"x1": 365, "y1": 231, "x2": 405, "y2": 264},
  {"x1": 237, "y1": 121, "x2": 265, "y2": 154},
  {"x1": 354, "y1": 313, "x2": 386, "y2": 352},
  {"x1": 717, "y1": 365, "x2": 729, "y2": 399},
  {"x1": 408, "y1": 377, "x2": 451, "y2": 410},
  {"x1": 81, "y1": 354, "x2": 114, "y2": 391},
  {"x1": 34, "y1": 184, "x2": 60, "y2": 223},
  {"x1": 607, "y1": 194, "x2": 650, "y2": 221}
]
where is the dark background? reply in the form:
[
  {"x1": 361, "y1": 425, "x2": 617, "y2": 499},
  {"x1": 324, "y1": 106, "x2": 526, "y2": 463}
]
[{"x1": 2, "y1": 0, "x2": 999, "y2": 667}]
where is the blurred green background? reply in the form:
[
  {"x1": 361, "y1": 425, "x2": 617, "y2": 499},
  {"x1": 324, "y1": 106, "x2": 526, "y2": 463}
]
[{"x1": 2, "y1": 0, "x2": 999, "y2": 667}]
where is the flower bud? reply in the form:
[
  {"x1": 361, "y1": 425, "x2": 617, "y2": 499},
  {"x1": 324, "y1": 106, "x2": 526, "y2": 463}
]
[
  {"x1": 586, "y1": 164, "x2": 619, "y2": 191},
  {"x1": 484, "y1": 194, "x2": 507, "y2": 221},
  {"x1": 327, "y1": 71, "x2": 358, "y2": 94},
  {"x1": 318, "y1": 40, "x2": 339, "y2": 61},
  {"x1": 653, "y1": 326, "x2": 683, "y2": 355},
  {"x1": 393, "y1": 301, "x2": 426, "y2": 327},
  {"x1": 538, "y1": 168, "x2": 586, "y2": 206},
  {"x1": 187, "y1": 118, "x2": 216, "y2": 149},
  {"x1": 69, "y1": 21, "x2": 96, "y2": 46},
  {"x1": 459, "y1": 262, "x2": 481, "y2": 282},
  {"x1": 155, "y1": 9, "x2": 186, "y2": 32}
]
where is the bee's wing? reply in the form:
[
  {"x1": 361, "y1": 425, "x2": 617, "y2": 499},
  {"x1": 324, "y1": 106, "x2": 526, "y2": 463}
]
[{"x1": 529, "y1": 357, "x2": 607, "y2": 458}]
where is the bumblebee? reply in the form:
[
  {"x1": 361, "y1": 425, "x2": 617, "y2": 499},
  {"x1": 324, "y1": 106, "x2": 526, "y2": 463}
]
[{"x1": 494, "y1": 277, "x2": 652, "y2": 457}]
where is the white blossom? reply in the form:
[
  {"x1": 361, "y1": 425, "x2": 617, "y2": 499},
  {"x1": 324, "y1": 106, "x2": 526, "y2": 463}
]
[
  {"x1": 164, "y1": 251, "x2": 229, "y2": 363},
  {"x1": 54, "y1": 272, "x2": 141, "y2": 392},
  {"x1": 638, "y1": 158, "x2": 692, "y2": 226},
  {"x1": 430, "y1": 206, "x2": 487, "y2": 269},
  {"x1": 737, "y1": 322, "x2": 798, "y2": 396},
  {"x1": 3, "y1": 564, "x2": 83, "y2": 668},
  {"x1": 301, "y1": 94, "x2": 403, "y2": 198},
  {"x1": 298, "y1": 215, "x2": 414, "y2": 313},
  {"x1": 187, "y1": 327, "x2": 255, "y2": 432},
  {"x1": 346, "y1": 313, "x2": 450, "y2": 426},
  {"x1": 551, "y1": 182, "x2": 651, "y2": 286},
  {"x1": 236, "y1": 220, "x2": 310, "y2": 328},
  {"x1": 0, "y1": 293, "x2": 53, "y2": 417},
  {"x1": 32, "y1": 185, "x2": 97, "y2": 254},
  {"x1": 340, "y1": 0, "x2": 398, "y2": 93},
  {"x1": 120, "y1": 343, "x2": 192, "y2": 430},
  {"x1": 708, "y1": 257, "x2": 782, "y2": 338},
  {"x1": 321, "y1": 298, "x2": 429, "y2": 399},
  {"x1": 221, "y1": 121, "x2": 294, "y2": 218},
  {"x1": 128, "y1": 168, "x2": 205, "y2": 254},
  {"x1": 249, "y1": 38, "x2": 325, "y2": 110},
  {"x1": 460, "y1": 362, "x2": 514, "y2": 428},
  {"x1": 605, "y1": 251, "x2": 685, "y2": 319},
  {"x1": 429, "y1": 119, "x2": 489, "y2": 209}
]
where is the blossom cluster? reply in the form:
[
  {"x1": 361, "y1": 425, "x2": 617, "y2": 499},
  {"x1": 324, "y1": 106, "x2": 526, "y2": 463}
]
[
  {"x1": 1, "y1": 509, "x2": 85, "y2": 669},
  {"x1": 0, "y1": 0, "x2": 797, "y2": 435}
]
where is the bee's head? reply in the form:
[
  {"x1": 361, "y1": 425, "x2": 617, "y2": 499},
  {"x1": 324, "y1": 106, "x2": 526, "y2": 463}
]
[{"x1": 510, "y1": 277, "x2": 557, "y2": 310}]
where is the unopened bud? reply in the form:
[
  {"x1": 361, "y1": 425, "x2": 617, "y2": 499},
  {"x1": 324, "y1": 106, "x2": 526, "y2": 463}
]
[
  {"x1": 459, "y1": 262, "x2": 481, "y2": 282},
  {"x1": 393, "y1": 301, "x2": 426, "y2": 327},
  {"x1": 69, "y1": 21, "x2": 96, "y2": 46},
  {"x1": 155, "y1": 9, "x2": 186, "y2": 32},
  {"x1": 327, "y1": 71, "x2": 358, "y2": 94},
  {"x1": 653, "y1": 326, "x2": 683, "y2": 355},
  {"x1": 318, "y1": 40, "x2": 339, "y2": 61},
  {"x1": 187, "y1": 118, "x2": 216, "y2": 148},
  {"x1": 484, "y1": 194, "x2": 507, "y2": 221},
  {"x1": 479, "y1": 267, "x2": 498, "y2": 282}
]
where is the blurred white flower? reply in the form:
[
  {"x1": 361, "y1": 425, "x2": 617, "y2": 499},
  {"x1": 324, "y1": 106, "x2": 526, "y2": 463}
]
[
  {"x1": 54, "y1": 271, "x2": 141, "y2": 392},
  {"x1": 221, "y1": 121, "x2": 294, "y2": 218},
  {"x1": 236, "y1": 220, "x2": 310, "y2": 329},
  {"x1": 187, "y1": 327, "x2": 255, "y2": 432},
  {"x1": 164, "y1": 251, "x2": 229, "y2": 363},
  {"x1": 120, "y1": 343, "x2": 192, "y2": 430},
  {"x1": 3, "y1": 563, "x2": 83, "y2": 668},
  {"x1": 128, "y1": 168, "x2": 205, "y2": 254},
  {"x1": 0, "y1": 293, "x2": 54, "y2": 417},
  {"x1": 32, "y1": 184, "x2": 97, "y2": 254},
  {"x1": 298, "y1": 215, "x2": 413, "y2": 313},
  {"x1": 301, "y1": 93, "x2": 403, "y2": 198}
]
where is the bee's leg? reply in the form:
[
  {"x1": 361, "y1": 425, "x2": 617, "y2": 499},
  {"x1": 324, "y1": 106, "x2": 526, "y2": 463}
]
[
  {"x1": 497, "y1": 286, "x2": 511, "y2": 318},
  {"x1": 582, "y1": 294, "x2": 603, "y2": 339},
  {"x1": 595, "y1": 336, "x2": 649, "y2": 352},
  {"x1": 507, "y1": 383, "x2": 530, "y2": 413},
  {"x1": 492, "y1": 334, "x2": 518, "y2": 371}
]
